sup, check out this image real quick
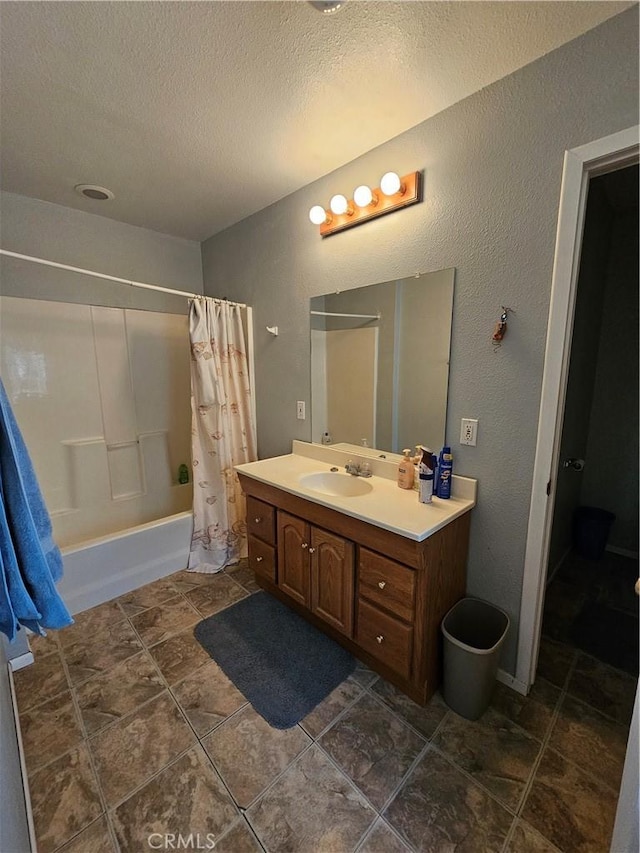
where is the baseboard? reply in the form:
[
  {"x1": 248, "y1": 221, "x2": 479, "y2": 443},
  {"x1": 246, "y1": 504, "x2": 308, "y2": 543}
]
[
  {"x1": 8, "y1": 666, "x2": 38, "y2": 853},
  {"x1": 8, "y1": 653, "x2": 34, "y2": 673},
  {"x1": 606, "y1": 544, "x2": 639, "y2": 560},
  {"x1": 496, "y1": 668, "x2": 529, "y2": 696}
]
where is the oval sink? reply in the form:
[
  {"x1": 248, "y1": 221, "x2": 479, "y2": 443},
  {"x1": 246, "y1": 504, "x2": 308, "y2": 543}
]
[{"x1": 299, "y1": 471, "x2": 373, "y2": 498}]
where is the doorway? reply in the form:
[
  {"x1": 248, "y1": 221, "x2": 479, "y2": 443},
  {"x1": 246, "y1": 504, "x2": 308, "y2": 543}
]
[{"x1": 540, "y1": 164, "x2": 638, "y2": 677}]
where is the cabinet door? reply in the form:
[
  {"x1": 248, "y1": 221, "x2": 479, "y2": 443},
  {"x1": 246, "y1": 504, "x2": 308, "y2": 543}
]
[
  {"x1": 277, "y1": 511, "x2": 310, "y2": 607},
  {"x1": 310, "y1": 528, "x2": 354, "y2": 637}
]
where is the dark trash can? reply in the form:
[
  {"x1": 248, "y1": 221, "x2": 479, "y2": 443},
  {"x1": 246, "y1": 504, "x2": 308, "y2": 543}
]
[
  {"x1": 572, "y1": 506, "x2": 615, "y2": 561},
  {"x1": 441, "y1": 597, "x2": 510, "y2": 720}
]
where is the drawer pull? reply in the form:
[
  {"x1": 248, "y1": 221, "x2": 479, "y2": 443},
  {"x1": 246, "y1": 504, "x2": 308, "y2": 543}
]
[
  {"x1": 254, "y1": 517, "x2": 262, "y2": 523},
  {"x1": 301, "y1": 542, "x2": 309, "y2": 549},
  {"x1": 376, "y1": 634, "x2": 384, "y2": 644},
  {"x1": 308, "y1": 547, "x2": 316, "y2": 554},
  {"x1": 378, "y1": 581, "x2": 386, "y2": 589},
  {"x1": 256, "y1": 556, "x2": 263, "y2": 562}
]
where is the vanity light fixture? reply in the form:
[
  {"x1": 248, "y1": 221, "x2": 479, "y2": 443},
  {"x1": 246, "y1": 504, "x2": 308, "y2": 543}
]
[{"x1": 308, "y1": 170, "x2": 422, "y2": 238}]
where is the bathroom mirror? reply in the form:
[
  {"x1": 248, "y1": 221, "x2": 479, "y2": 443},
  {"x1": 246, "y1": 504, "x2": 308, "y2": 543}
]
[{"x1": 310, "y1": 268, "x2": 454, "y2": 455}]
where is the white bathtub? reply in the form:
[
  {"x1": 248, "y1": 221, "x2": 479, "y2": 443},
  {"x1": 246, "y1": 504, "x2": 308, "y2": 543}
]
[{"x1": 58, "y1": 511, "x2": 193, "y2": 615}]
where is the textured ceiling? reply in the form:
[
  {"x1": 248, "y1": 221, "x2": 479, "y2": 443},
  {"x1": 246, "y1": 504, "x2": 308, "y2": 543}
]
[{"x1": 0, "y1": 1, "x2": 633, "y2": 241}]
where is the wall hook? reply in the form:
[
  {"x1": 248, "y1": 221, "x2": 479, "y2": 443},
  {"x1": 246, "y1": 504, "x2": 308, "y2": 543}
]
[{"x1": 266, "y1": 326, "x2": 279, "y2": 336}]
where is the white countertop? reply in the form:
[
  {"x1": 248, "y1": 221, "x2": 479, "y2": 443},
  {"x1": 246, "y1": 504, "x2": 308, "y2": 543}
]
[{"x1": 236, "y1": 443, "x2": 476, "y2": 542}]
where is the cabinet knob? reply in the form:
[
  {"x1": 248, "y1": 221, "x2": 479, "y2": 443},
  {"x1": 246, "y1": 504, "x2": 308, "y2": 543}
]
[
  {"x1": 254, "y1": 517, "x2": 261, "y2": 523},
  {"x1": 256, "y1": 556, "x2": 263, "y2": 562},
  {"x1": 376, "y1": 635, "x2": 384, "y2": 644},
  {"x1": 301, "y1": 542, "x2": 309, "y2": 549},
  {"x1": 308, "y1": 547, "x2": 315, "y2": 554},
  {"x1": 378, "y1": 581, "x2": 386, "y2": 589}
]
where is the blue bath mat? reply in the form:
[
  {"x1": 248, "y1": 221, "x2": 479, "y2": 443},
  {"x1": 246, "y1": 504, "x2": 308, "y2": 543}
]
[{"x1": 193, "y1": 592, "x2": 356, "y2": 729}]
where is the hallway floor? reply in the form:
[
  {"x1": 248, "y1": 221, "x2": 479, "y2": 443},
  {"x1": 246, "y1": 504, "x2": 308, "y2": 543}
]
[{"x1": 15, "y1": 562, "x2": 636, "y2": 853}]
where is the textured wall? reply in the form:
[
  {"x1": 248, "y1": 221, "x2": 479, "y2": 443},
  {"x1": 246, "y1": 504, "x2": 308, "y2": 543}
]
[
  {"x1": 582, "y1": 209, "x2": 639, "y2": 553},
  {"x1": 201, "y1": 9, "x2": 639, "y2": 674},
  {"x1": 0, "y1": 191, "x2": 203, "y2": 313}
]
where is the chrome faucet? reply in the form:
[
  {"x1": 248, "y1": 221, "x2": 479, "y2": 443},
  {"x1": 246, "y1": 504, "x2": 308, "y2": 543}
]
[{"x1": 345, "y1": 459, "x2": 372, "y2": 478}]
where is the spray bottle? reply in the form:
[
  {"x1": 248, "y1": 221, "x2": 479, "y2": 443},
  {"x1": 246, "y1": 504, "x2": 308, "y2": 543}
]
[{"x1": 418, "y1": 446, "x2": 436, "y2": 504}]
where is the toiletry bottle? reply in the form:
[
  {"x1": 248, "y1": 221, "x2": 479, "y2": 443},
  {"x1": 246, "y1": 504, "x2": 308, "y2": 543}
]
[
  {"x1": 437, "y1": 446, "x2": 453, "y2": 499},
  {"x1": 412, "y1": 445, "x2": 421, "y2": 491},
  {"x1": 418, "y1": 446, "x2": 435, "y2": 504},
  {"x1": 397, "y1": 449, "x2": 414, "y2": 490}
]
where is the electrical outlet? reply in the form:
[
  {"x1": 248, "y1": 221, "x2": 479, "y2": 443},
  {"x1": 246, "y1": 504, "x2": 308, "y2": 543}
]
[
  {"x1": 460, "y1": 418, "x2": 478, "y2": 446},
  {"x1": 296, "y1": 400, "x2": 306, "y2": 420}
]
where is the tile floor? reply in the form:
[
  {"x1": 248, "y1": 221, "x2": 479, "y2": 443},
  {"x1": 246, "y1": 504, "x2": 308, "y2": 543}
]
[{"x1": 15, "y1": 560, "x2": 637, "y2": 853}]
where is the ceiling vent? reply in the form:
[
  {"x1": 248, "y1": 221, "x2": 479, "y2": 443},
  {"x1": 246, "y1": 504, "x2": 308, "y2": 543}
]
[{"x1": 74, "y1": 184, "x2": 114, "y2": 201}]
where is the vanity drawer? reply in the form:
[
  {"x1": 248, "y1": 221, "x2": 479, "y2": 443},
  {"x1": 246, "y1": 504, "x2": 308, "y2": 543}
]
[
  {"x1": 247, "y1": 497, "x2": 276, "y2": 546},
  {"x1": 248, "y1": 535, "x2": 276, "y2": 583},
  {"x1": 356, "y1": 598, "x2": 413, "y2": 681},
  {"x1": 358, "y1": 548, "x2": 415, "y2": 622}
]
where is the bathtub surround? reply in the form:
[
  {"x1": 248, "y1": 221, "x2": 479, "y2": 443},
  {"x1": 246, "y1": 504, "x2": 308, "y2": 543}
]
[
  {"x1": 188, "y1": 299, "x2": 257, "y2": 573},
  {"x1": 200, "y1": 8, "x2": 640, "y2": 677}
]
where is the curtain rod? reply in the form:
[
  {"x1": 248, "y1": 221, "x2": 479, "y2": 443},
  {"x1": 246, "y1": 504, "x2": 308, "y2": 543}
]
[
  {"x1": 0, "y1": 249, "x2": 246, "y2": 308},
  {"x1": 310, "y1": 310, "x2": 380, "y2": 320}
]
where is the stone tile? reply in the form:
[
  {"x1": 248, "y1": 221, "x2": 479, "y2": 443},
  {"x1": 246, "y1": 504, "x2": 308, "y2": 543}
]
[
  {"x1": 371, "y1": 680, "x2": 448, "y2": 739},
  {"x1": 202, "y1": 704, "x2": 310, "y2": 807},
  {"x1": 60, "y1": 620, "x2": 144, "y2": 686},
  {"x1": 542, "y1": 579, "x2": 587, "y2": 642},
  {"x1": 300, "y1": 676, "x2": 363, "y2": 738},
  {"x1": 27, "y1": 628, "x2": 60, "y2": 658},
  {"x1": 433, "y1": 706, "x2": 540, "y2": 810},
  {"x1": 247, "y1": 745, "x2": 375, "y2": 852},
  {"x1": 130, "y1": 595, "x2": 200, "y2": 646},
  {"x1": 319, "y1": 692, "x2": 425, "y2": 809},
  {"x1": 29, "y1": 743, "x2": 103, "y2": 853},
  {"x1": 383, "y1": 749, "x2": 513, "y2": 852},
  {"x1": 213, "y1": 819, "x2": 262, "y2": 853},
  {"x1": 171, "y1": 568, "x2": 226, "y2": 594},
  {"x1": 172, "y1": 660, "x2": 247, "y2": 737},
  {"x1": 13, "y1": 649, "x2": 69, "y2": 712},
  {"x1": 20, "y1": 691, "x2": 84, "y2": 773},
  {"x1": 358, "y1": 818, "x2": 411, "y2": 852},
  {"x1": 117, "y1": 577, "x2": 182, "y2": 616},
  {"x1": 225, "y1": 562, "x2": 260, "y2": 593},
  {"x1": 74, "y1": 651, "x2": 165, "y2": 735},
  {"x1": 56, "y1": 816, "x2": 116, "y2": 853},
  {"x1": 350, "y1": 661, "x2": 378, "y2": 688},
  {"x1": 185, "y1": 574, "x2": 248, "y2": 617},
  {"x1": 491, "y1": 678, "x2": 560, "y2": 740},
  {"x1": 112, "y1": 746, "x2": 238, "y2": 852},
  {"x1": 149, "y1": 628, "x2": 212, "y2": 685},
  {"x1": 63, "y1": 600, "x2": 126, "y2": 636},
  {"x1": 549, "y1": 693, "x2": 628, "y2": 791},
  {"x1": 90, "y1": 691, "x2": 196, "y2": 806},
  {"x1": 522, "y1": 747, "x2": 618, "y2": 853},
  {"x1": 567, "y1": 654, "x2": 637, "y2": 725},
  {"x1": 536, "y1": 636, "x2": 577, "y2": 689},
  {"x1": 505, "y1": 819, "x2": 562, "y2": 852}
]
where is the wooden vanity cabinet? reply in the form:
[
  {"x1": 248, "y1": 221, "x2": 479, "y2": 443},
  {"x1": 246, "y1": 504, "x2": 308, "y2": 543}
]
[
  {"x1": 277, "y1": 511, "x2": 354, "y2": 636},
  {"x1": 239, "y1": 473, "x2": 470, "y2": 706}
]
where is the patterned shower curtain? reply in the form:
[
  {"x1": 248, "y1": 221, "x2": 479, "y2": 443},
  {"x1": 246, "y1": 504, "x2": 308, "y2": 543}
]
[{"x1": 188, "y1": 298, "x2": 257, "y2": 573}]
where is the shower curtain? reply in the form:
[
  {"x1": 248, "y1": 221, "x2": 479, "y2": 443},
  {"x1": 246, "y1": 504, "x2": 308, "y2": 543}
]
[{"x1": 188, "y1": 298, "x2": 257, "y2": 573}]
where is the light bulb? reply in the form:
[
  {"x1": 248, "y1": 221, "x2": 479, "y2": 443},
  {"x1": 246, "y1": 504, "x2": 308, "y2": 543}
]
[
  {"x1": 380, "y1": 171, "x2": 402, "y2": 196},
  {"x1": 330, "y1": 194, "x2": 349, "y2": 215},
  {"x1": 353, "y1": 185, "x2": 374, "y2": 208},
  {"x1": 309, "y1": 205, "x2": 328, "y2": 225}
]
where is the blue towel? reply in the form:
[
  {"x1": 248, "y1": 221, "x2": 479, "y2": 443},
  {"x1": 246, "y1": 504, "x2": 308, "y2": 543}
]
[{"x1": 0, "y1": 378, "x2": 73, "y2": 641}]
